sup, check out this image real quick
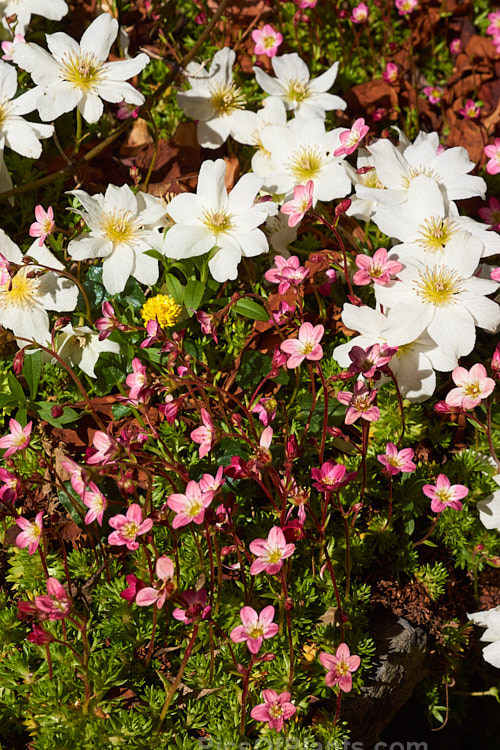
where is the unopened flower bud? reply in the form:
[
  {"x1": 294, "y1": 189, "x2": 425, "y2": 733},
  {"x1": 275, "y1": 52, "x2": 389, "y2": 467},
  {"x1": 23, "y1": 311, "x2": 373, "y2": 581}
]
[
  {"x1": 260, "y1": 652, "x2": 276, "y2": 662},
  {"x1": 335, "y1": 199, "x2": 352, "y2": 217},
  {"x1": 13, "y1": 349, "x2": 24, "y2": 375},
  {"x1": 51, "y1": 405, "x2": 64, "y2": 418}
]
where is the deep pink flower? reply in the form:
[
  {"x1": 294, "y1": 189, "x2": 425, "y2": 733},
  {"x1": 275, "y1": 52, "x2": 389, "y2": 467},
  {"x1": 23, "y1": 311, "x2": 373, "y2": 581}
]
[
  {"x1": 445, "y1": 364, "x2": 495, "y2": 410},
  {"x1": 27, "y1": 624, "x2": 54, "y2": 645},
  {"x1": 422, "y1": 474, "x2": 468, "y2": 513},
  {"x1": 270, "y1": 300, "x2": 296, "y2": 325},
  {"x1": 29, "y1": 205, "x2": 54, "y2": 247},
  {"x1": 166, "y1": 480, "x2": 213, "y2": 529},
  {"x1": 353, "y1": 248, "x2": 402, "y2": 286},
  {"x1": 487, "y1": 11, "x2": 500, "y2": 36},
  {"x1": 377, "y1": 443, "x2": 416, "y2": 476},
  {"x1": 0, "y1": 467, "x2": 21, "y2": 504},
  {"x1": 348, "y1": 343, "x2": 397, "y2": 378},
  {"x1": 172, "y1": 588, "x2": 211, "y2": 623},
  {"x1": 280, "y1": 322, "x2": 324, "y2": 368},
  {"x1": 230, "y1": 605, "x2": 279, "y2": 653},
  {"x1": 334, "y1": 118, "x2": 369, "y2": 157},
  {"x1": 251, "y1": 690, "x2": 296, "y2": 732},
  {"x1": 108, "y1": 503, "x2": 153, "y2": 551},
  {"x1": 423, "y1": 86, "x2": 443, "y2": 104},
  {"x1": 395, "y1": 0, "x2": 418, "y2": 15},
  {"x1": 252, "y1": 24, "x2": 283, "y2": 57},
  {"x1": 492, "y1": 342, "x2": 500, "y2": 379},
  {"x1": 196, "y1": 310, "x2": 218, "y2": 343},
  {"x1": 351, "y1": 3, "x2": 369, "y2": 23},
  {"x1": 252, "y1": 397, "x2": 277, "y2": 426},
  {"x1": 449, "y1": 38, "x2": 462, "y2": 55},
  {"x1": 265, "y1": 255, "x2": 309, "y2": 294},
  {"x1": 116, "y1": 99, "x2": 139, "y2": 120},
  {"x1": 34, "y1": 578, "x2": 71, "y2": 621},
  {"x1": 382, "y1": 62, "x2": 398, "y2": 84},
  {"x1": 311, "y1": 462, "x2": 356, "y2": 493},
  {"x1": 280, "y1": 181, "x2": 314, "y2": 228},
  {"x1": 16, "y1": 512, "x2": 43, "y2": 555},
  {"x1": 190, "y1": 408, "x2": 214, "y2": 458},
  {"x1": 0, "y1": 419, "x2": 32, "y2": 458},
  {"x1": 479, "y1": 197, "x2": 500, "y2": 231},
  {"x1": 120, "y1": 573, "x2": 146, "y2": 603},
  {"x1": 485, "y1": 139, "x2": 500, "y2": 176},
  {"x1": 296, "y1": 0, "x2": 317, "y2": 7},
  {"x1": 458, "y1": 99, "x2": 481, "y2": 119},
  {"x1": 319, "y1": 643, "x2": 361, "y2": 692},
  {"x1": 337, "y1": 382, "x2": 380, "y2": 424},
  {"x1": 249, "y1": 526, "x2": 295, "y2": 575},
  {"x1": 95, "y1": 301, "x2": 130, "y2": 340},
  {"x1": 135, "y1": 556, "x2": 175, "y2": 609},
  {"x1": 82, "y1": 482, "x2": 107, "y2": 525}
]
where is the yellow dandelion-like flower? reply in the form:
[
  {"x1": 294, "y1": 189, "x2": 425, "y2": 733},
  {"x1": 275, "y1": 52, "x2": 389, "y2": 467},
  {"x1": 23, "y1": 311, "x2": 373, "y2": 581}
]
[{"x1": 141, "y1": 294, "x2": 182, "y2": 328}]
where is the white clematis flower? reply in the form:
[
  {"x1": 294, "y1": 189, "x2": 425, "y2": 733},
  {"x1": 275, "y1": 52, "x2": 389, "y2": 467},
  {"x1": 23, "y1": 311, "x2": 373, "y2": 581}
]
[
  {"x1": 162, "y1": 159, "x2": 275, "y2": 283},
  {"x1": 12, "y1": 13, "x2": 149, "y2": 123},
  {"x1": 468, "y1": 606, "x2": 500, "y2": 668},
  {"x1": 0, "y1": 0, "x2": 68, "y2": 34},
  {"x1": 51, "y1": 323, "x2": 120, "y2": 378},
  {"x1": 230, "y1": 98, "x2": 288, "y2": 177},
  {"x1": 477, "y1": 473, "x2": 500, "y2": 532},
  {"x1": 257, "y1": 117, "x2": 351, "y2": 203},
  {"x1": 355, "y1": 130, "x2": 486, "y2": 207},
  {"x1": 67, "y1": 184, "x2": 167, "y2": 296},
  {"x1": 344, "y1": 149, "x2": 385, "y2": 222},
  {"x1": 177, "y1": 47, "x2": 246, "y2": 149},
  {"x1": 375, "y1": 232, "x2": 500, "y2": 360},
  {"x1": 253, "y1": 53, "x2": 346, "y2": 120}
]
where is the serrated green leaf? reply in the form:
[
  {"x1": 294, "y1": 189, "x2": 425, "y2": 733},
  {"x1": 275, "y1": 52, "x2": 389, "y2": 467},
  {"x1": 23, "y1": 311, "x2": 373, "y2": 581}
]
[
  {"x1": 23, "y1": 350, "x2": 42, "y2": 400},
  {"x1": 183, "y1": 280, "x2": 205, "y2": 315},
  {"x1": 233, "y1": 298, "x2": 269, "y2": 321},
  {"x1": 7, "y1": 372, "x2": 26, "y2": 405}
]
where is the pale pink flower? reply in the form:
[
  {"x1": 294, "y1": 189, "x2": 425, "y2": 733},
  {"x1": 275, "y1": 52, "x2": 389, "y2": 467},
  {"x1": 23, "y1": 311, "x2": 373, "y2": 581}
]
[
  {"x1": 423, "y1": 86, "x2": 443, "y2": 105},
  {"x1": 478, "y1": 197, "x2": 500, "y2": 231},
  {"x1": 82, "y1": 482, "x2": 107, "y2": 525},
  {"x1": 230, "y1": 605, "x2": 279, "y2": 653},
  {"x1": 445, "y1": 364, "x2": 495, "y2": 410},
  {"x1": 319, "y1": 643, "x2": 361, "y2": 692},
  {"x1": 311, "y1": 462, "x2": 356, "y2": 493},
  {"x1": 280, "y1": 181, "x2": 314, "y2": 228},
  {"x1": 334, "y1": 118, "x2": 369, "y2": 157},
  {"x1": 29, "y1": 205, "x2": 54, "y2": 247},
  {"x1": 377, "y1": 443, "x2": 416, "y2": 476},
  {"x1": 265, "y1": 255, "x2": 309, "y2": 294},
  {"x1": 86, "y1": 429, "x2": 120, "y2": 466},
  {"x1": 492, "y1": 342, "x2": 500, "y2": 379},
  {"x1": 249, "y1": 526, "x2": 295, "y2": 575},
  {"x1": 135, "y1": 556, "x2": 175, "y2": 609},
  {"x1": 251, "y1": 690, "x2": 296, "y2": 732},
  {"x1": 95, "y1": 301, "x2": 128, "y2": 340},
  {"x1": 449, "y1": 38, "x2": 462, "y2": 55},
  {"x1": 199, "y1": 466, "x2": 225, "y2": 495},
  {"x1": 382, "y1": 62, "x2": 398, "y2": 84},
  {"x1": 297, "y1": 0, "x2": 317, "y2": 7},
  {"x1": 190, "y1": 408, "x2": 214, "y2": 458},
  {"x1": 116, "y1": 100, "x2": 139, "y2": 120},
  {"x1": 351, "y1": 3, "x2": 369, "y2": 23},
  {"x1": 422, "y1": 474, "x2": 468, "y2": 513},
  {"x1": 353, "y1": 248, "x2": 402, "y2": 286},
  {"x1": 196, "y1": 310, "x2": 218, "y2": 342},
  {"x1": 252, "y1": 24, "x2": 283, "y2": 57},
  {"x1": 395, "y1": 0, "x2": 418, "y2": 15},
  {"x1": 166, "y1": 480, "x2": 213, "y2": 528},
  {"x1": 458, "y1": 99, "x2": 481, "y2": 119},
  {"x1": 487, "y1": 11, "x2": 500, "y2": 36},
  {"x1": 280, "y1": 322, "x2": 324, "y2": 368},
  {"x1": 1, "y1": 34, "x2": 25, "y2": 61},
  {"x1": 252, "y1": 397, "x2": 277, "y2": 426},
  {"x1": 16, "y1": 511, "x2": 43, "y2": 555},
  {"x1": 337, "y1": 382, "x2": 380, "y2": 424},
  {"x1": 60, "y1": 456, "x2": 89, "y2": 496},
  {"x1": 172, "y1": 588, "x2": 211, "y2": 623},
  {"x1": 108, "y1": 503, "x2": 153, "y2": 550},
  {"x1": 485, "y1": 139, "x2": 500, "y2": 176},
  {"x1": 34, "y1": 578, "x2": 71, "y2": 621},
  {"x1": 126, "y1": 357, "x2": 149, "y2": 402},
  {"x1": 348, "y1": 343, "x2": 397, "y2": 378},
  {"x1": 0, "y1": 419, "x2": 32, "y2": 458}
]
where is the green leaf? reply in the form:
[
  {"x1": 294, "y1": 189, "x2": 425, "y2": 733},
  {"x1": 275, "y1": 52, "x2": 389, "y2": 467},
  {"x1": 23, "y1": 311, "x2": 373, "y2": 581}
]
[
  {"x1": 162, "y1": 274, "x2": 184, "y2": 305},
  {"x1": 58, "y1": 485, "x2": 86, "y2": 526},
  {"x1": 23, "y1": 350, "x2": 42, "y2": 400},
  {"x1": 233, "y1": 298, "x2": 269, "y2": 321},
  {"x1": 183, "y1": 280, "x2": 205, "y2": 315},
  {"x1": 36, "y1": 402, "x2": 81, "y2": 427},
  {"x1": 7, "y1": 372, "x2": 26, "y2": 405},
  {"x1": 143, "y1": 248, "x2": 165, "y2": 262},
  {"x1": 83, "y1": 264, "x2": 107, "y2": 310},
  {"x1": 404, "y1": 518, "x2": 415, "y2": 536}
]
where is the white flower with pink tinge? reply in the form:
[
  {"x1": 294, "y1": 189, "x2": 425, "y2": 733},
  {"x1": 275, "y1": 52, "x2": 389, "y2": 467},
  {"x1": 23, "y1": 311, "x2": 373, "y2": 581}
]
[
  {"x1": 249, "y1": 526, "x2": 295, "y2": 575},
  {"x1": 280, "y1": 322, "x2": 324, "y2": 369},
  {"x1": 445, "y1": 364, "x2": 495, "y2": 410},
  {"x1": 230, "y1": 605, "x2": 279, "y2": 653},
  {"x1": 135, "y1": 556, "x2": 175, "y2": 609},
  {"x1": 166, "y1": 480, "x2": 213, "y2": 529},
  {"x1": 108, "y1": 503, "x2": 153, "y2": 551}
]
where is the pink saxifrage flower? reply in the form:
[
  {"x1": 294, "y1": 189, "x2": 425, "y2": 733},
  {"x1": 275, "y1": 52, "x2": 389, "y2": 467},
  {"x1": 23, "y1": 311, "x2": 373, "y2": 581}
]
[
  {"x1": 16, "y1": 511, "x2": 43, "y2": 555},
  {"x1": 190, "y1": 408, "x2": 214, "y2": 459},
  {"x1": 108, "y1": 503, "x2": 153, "y2": 550},
  {"x1": 166, "y1": 480, "x2": 213, "y2": 529},
  {"x1": 458, "y1": 99, "x2": 481, "y2": 120},
  {"x1": 348, "y1": 343, "x2": 397, "y2": 378},
  {"x1": 252, "y1": 24, "x2": 283, "y2": 58},
  {"x1": 319, "y1": 643, "x2": 361, "y2": 692},
  {"x1": 423, "y1": 86, "x2": 443, "y2": 105},
  {"x1": 334, "y1": 118, "x2": 369, "y2": 157},
  {"x1": 29, "y1": 205, "x2": 54, "y2": 247},
  {"x1": 265, "y1": 255, "x2": 309, "y2": 294},
  {"x1": 34, "y1": 578, "x2": 71, "y2": 621},
  {"x1": 172, "y1": 588, "x2": 211, "y2": 623},
  {"x1": 1, "y1": 33, "x2": 25, "y2": 61},
  {"x1": 487, "y1": 10, "x2": 500, "y2": 37},
  {"x1": 445, "y1": 364, "x2": 495, "y2": 410},
  {"x1": 395, "y1": 0, "x2": 418, "y2": 15},
  {"x1": 0, "y1": 418, "x2": 32, "y2": 458},
  {"x1": 353, "y1": 248, "x2": 402, "y2": 286},
  {"x1": 280, "y1": 181, "x2": 314, "y2": 228},
  {"x1": 377, "y1": 443, "x2": 416, "y2": 476},
  {"x1": 449, "y1": 38, "x2": 462, "y2": 55},
  {"x1": 126, "y1": 357, "x2": 150, "y2": 402},
  {"x1": 351, "y1": 3, "x2": 369, "y2": 23},
  {"x1": 271, "y1": 300, "x2": 295, "y2": 325},
  {"x1": 120, "y1": 573, "x2": 146, "y2": 603},
  {"x1": 116, "y1": 100, "x2": 139, "y2": 120},
  {"x1": 82, "y1": 482, "x2": 107, "y2": 525},
  {"x1": 0, "y1": 467, "x2": 21, "y2": 504},
  {"x1": 252, "y1": 396, "x2": 277, "y2": 426},
  {"x1": 479, "y1": 197, "x2": 500, "y2": 231},
  {"x1": 60, "y1": 456, "x2": 89, "y2": 496},
  {"x1": 337, "y1": 382, "x2": 380, "y2": 424},
  {"x1": 311, "y1": 462, "x2": 356, "y2": 494},
  {"x1": 196, "y1": 310, "x2": 218, "y2": 343},
  {"x1": 280, "y1": 322, "x2": 324, "y2": 369},
  {"x1": 230, "y1": 605, "x2": 279, "y2": 653},
  {"x1": 249, "y1": 526, "x2": 295, "y2": 575},
  {"x1": 135, "y1": 556, "x2": 175, "y2": 609},
  {"x1": 422, "y1": 474, "x2": 468, "y2": 513},
  {"x1": 251, "y1": 690, "x2": 296, "y2": 732},
  {"x1": 485, "y1": 139, "x2": 500, "y2": 176},
  {"x1": 86, "y1": 429, "x2": 120, "y2": 466},
  {"x1": 382, "y1": 62, "x2": 398, "y2": 84}
]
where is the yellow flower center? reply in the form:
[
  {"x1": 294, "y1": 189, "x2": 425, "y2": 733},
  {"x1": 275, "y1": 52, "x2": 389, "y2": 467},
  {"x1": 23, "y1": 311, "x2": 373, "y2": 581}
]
[
  {"x1": 100, "y1": 211, "x2": 138, "y2": 245},
  {"x1": 287, "y1": 146, "x2": 324, "y2": 182},
  {"x1": 202, "y1": 208, "x2": 233, "y2": 234},
  {"x1": 141, "y1": 294, "x2": 182, "y2": 328},
  {"x1": 401, "y1": 165, "x2": 440, "y2": 189},
  {"x1": 417, "y1": 216, "x2": 458, "y2": 253},
  {"x1": 1, "y1": 272, "x2": 38, "y2": 309},
  {"x1": 414, "y1": 266, "x2": 463, "y2": 306},
  {"x1": 209, "y1": 82, "x2": 245, "y2": 116},
  {"x1": 187, "y1": 498, "x2": 204, "y2": 517},
  {"x1": 122, "y1": 521, "x2": 139, "y2": 540},
  {"x1": 59, "y1": 51, "x2": 103, "y2": 90},
  {"x1": 248, "y1": 624, "x2": 264, "y2": 639},
  {"x1": 269, "y1": 704, "x2": 284, "y2": 718},
  {"x1": 361, "y1": 169, "x2": 384, "y2": 189},
  {"x1": 267, "y1": 549, "x2": 282, "y2": 564},
  {"x1": 286, "y1": 79, "x2": 309, "y2": 103}
]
